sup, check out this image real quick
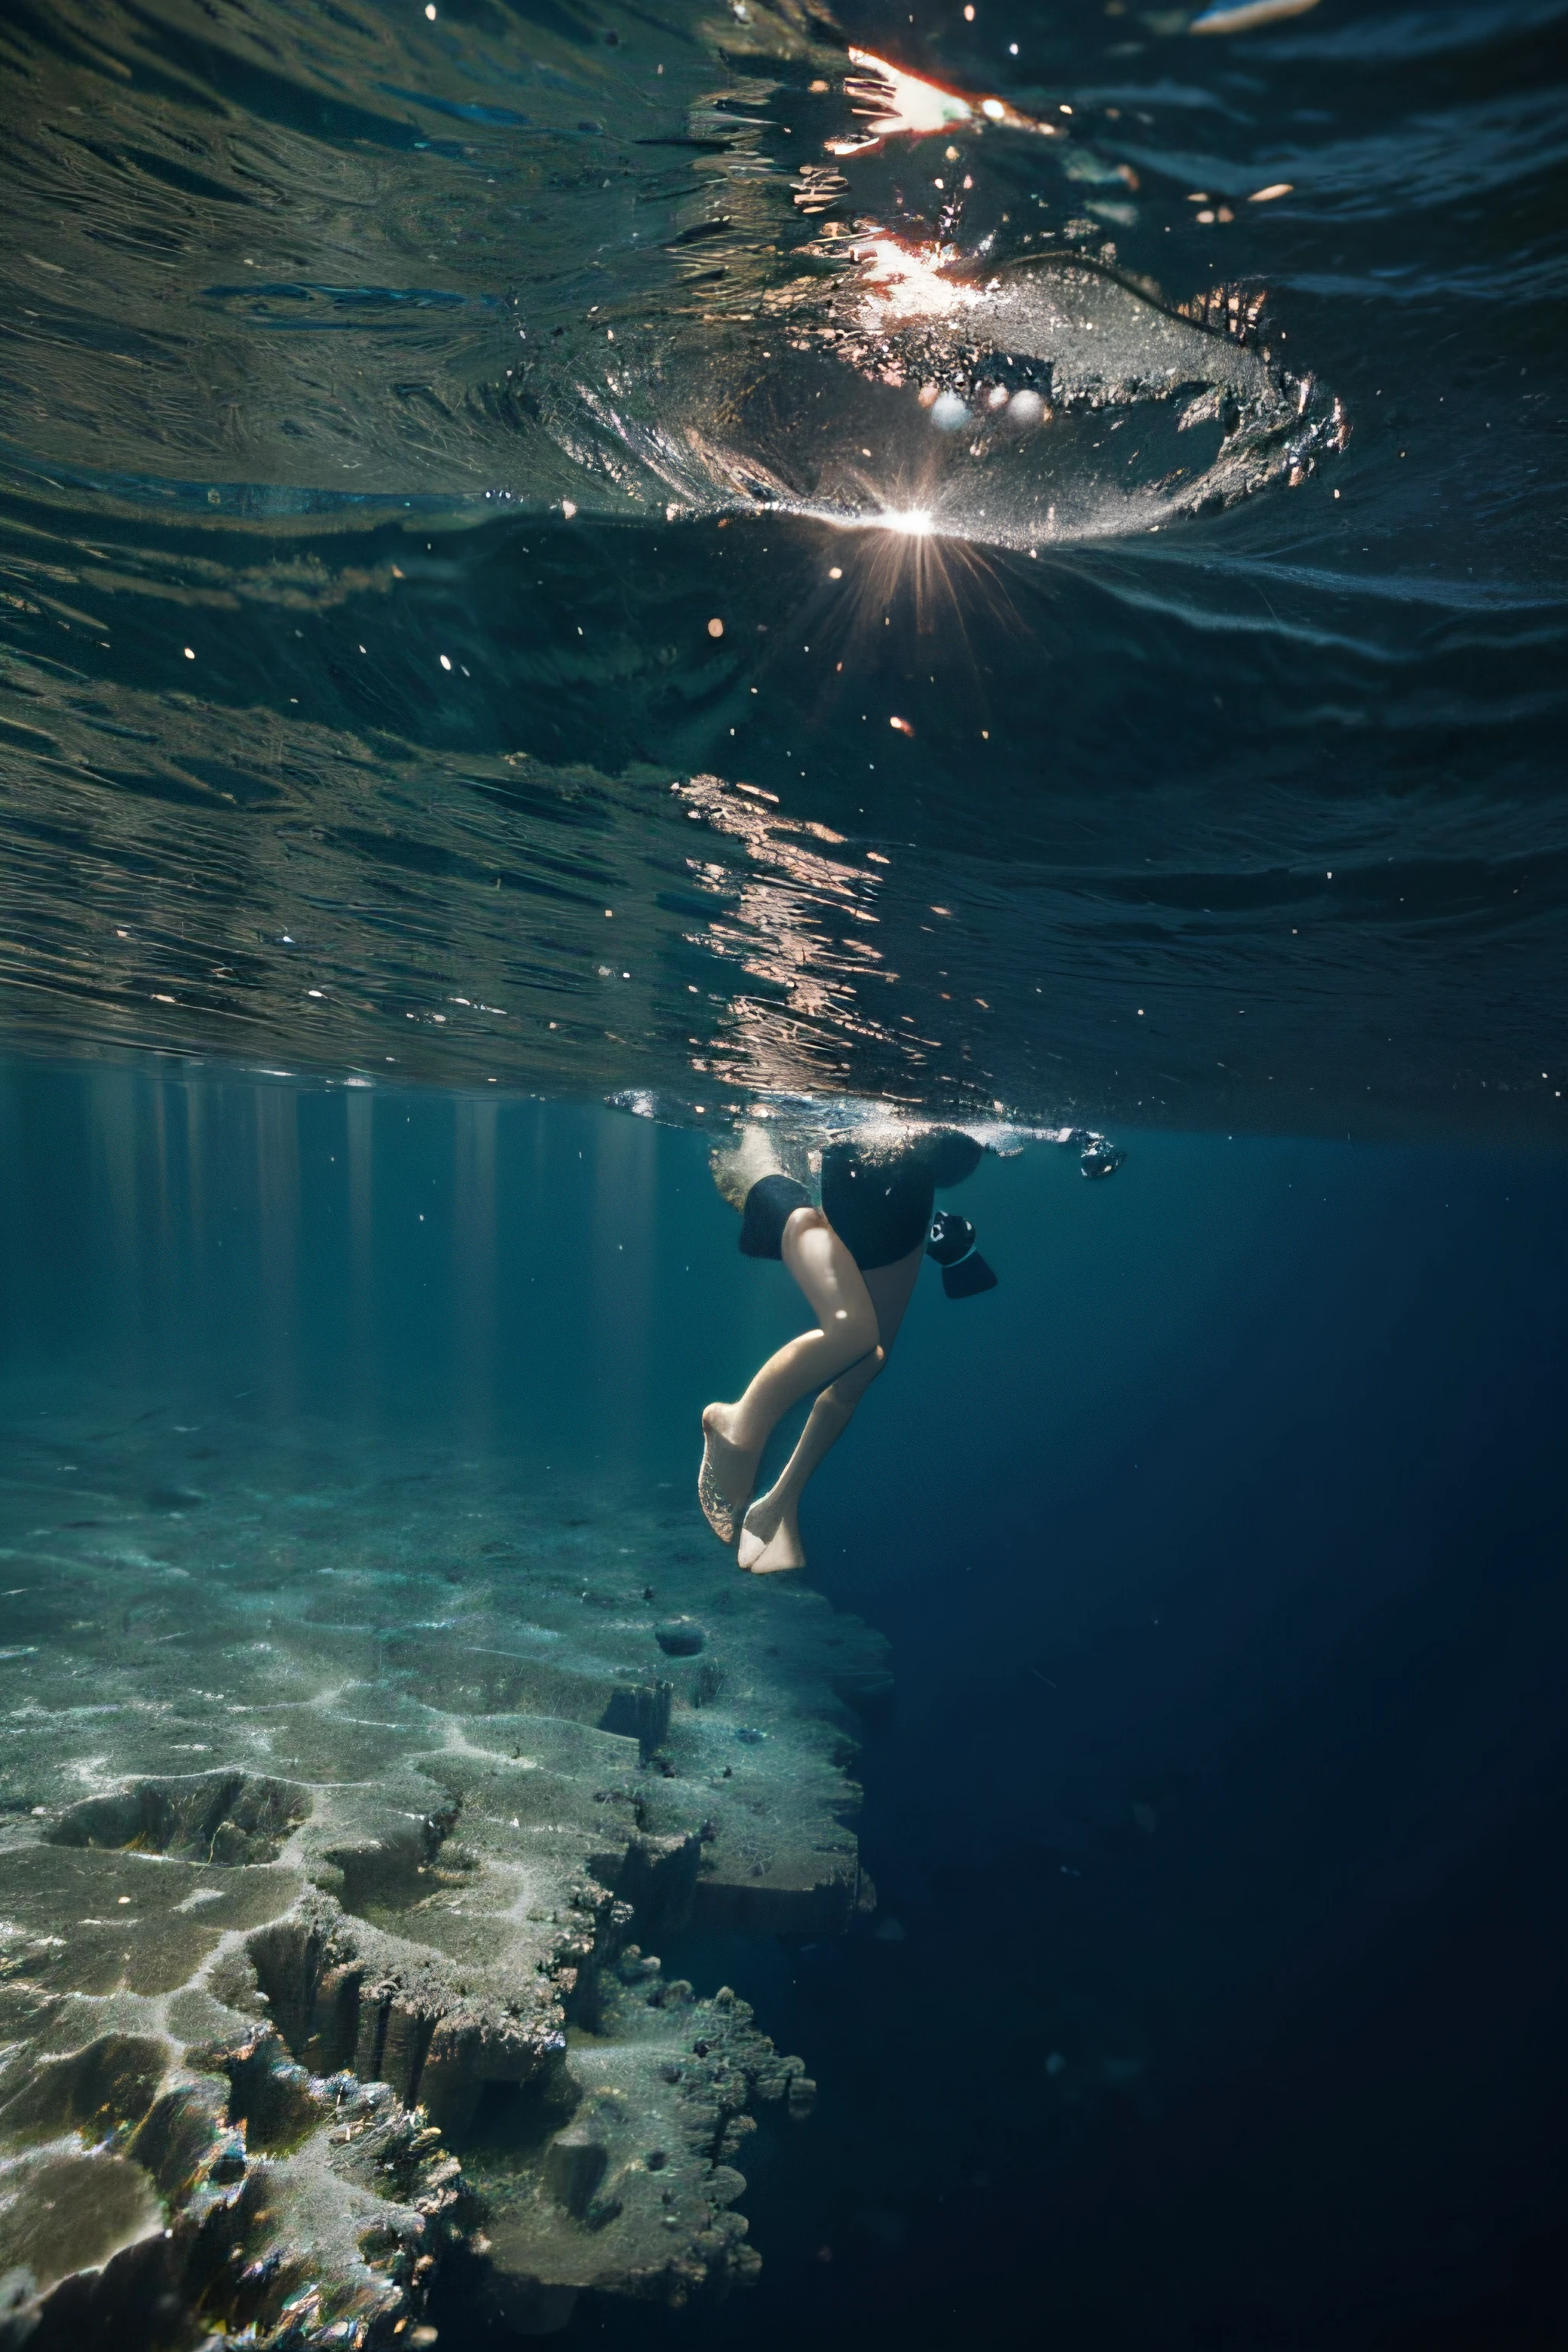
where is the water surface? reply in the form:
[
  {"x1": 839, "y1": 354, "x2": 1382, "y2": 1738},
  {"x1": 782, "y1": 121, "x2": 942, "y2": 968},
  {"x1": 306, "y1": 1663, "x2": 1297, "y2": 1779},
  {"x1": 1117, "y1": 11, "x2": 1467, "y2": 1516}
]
[
  {"x1": 2, "y1": 0, "x2": 1566, "y2": 2344},
  {"x1": 1, "y1": 0, "x2": 1563, "y2": 1139}
]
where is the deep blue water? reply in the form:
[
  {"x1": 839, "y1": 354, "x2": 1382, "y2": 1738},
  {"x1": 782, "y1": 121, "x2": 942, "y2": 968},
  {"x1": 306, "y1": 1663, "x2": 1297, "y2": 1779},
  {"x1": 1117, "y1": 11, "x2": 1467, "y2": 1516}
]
[
  {"x1": 1, "y1": 0, "x2": 1566, "y2": 2343},
  {"x1": 4, "y1": 1063, "x2": 1566, "y2": 2347}
]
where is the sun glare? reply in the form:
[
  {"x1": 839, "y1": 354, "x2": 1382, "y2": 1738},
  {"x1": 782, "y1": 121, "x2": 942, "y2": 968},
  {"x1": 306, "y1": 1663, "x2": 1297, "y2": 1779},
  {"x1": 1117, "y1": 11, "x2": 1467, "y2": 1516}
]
[
  {"x1": 855, "y1": 236, "x2": 979, "y2": 334},
  {"x1": 831, "y1": 49, "x2": 1054, "y2": 153}
]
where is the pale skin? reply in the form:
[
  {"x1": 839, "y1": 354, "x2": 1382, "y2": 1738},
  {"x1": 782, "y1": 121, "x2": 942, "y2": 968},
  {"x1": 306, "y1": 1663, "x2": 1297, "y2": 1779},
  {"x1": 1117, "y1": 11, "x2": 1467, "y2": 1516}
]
[{"x1": 699, "y1": 1204, "x2": 925, "y2": 1573}]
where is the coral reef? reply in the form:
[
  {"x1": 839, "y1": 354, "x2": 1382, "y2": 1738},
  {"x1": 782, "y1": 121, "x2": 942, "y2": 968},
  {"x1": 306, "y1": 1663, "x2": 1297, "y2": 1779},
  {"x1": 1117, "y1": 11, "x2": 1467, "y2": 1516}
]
[{"x1": 0, "y1": 1393, "x2": 887, "y2": 2344}]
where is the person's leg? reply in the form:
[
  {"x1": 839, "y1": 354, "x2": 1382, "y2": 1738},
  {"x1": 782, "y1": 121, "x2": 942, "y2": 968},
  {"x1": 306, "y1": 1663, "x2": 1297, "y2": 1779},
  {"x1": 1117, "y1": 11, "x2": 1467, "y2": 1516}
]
[
  {"x1": 734, "y1": 1346, "x2": 884, "y2": 1572},
  {"x1": 699, "y1": 1207, "x2": 880, "y2": 1542},
  {"x1": 737, "y1": 1240, "x2": 925, "y2": 1572}
]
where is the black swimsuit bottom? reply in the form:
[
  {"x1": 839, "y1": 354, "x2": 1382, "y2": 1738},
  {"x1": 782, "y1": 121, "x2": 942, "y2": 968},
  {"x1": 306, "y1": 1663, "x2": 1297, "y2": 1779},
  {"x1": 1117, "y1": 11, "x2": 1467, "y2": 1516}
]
[{"x1": 738, "y1": 1130, "x2": 982, "y2": 1272}]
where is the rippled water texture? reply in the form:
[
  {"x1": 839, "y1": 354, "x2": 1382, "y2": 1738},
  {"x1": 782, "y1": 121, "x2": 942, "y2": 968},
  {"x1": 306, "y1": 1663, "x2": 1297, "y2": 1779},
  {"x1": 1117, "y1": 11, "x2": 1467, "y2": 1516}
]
[{"x1": 1, "y1": 0, "x2": 1564, "y2": 1135}]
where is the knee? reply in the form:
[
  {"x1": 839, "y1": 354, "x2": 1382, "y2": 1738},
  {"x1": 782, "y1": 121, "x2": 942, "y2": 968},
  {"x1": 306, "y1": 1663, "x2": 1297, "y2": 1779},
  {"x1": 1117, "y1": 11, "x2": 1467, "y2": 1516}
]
[
  {"x1": 837, "y1": 1343, "x2": 885, "y2": 1402},
  {"x1": 828, "y1": 1305, "x2": 879, "y2": 1367}
]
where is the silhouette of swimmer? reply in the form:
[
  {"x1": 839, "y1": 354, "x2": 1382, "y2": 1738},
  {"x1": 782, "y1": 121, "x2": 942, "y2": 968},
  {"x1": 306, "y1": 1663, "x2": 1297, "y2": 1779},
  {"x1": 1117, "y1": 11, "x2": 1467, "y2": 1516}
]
[{"x1": 699, "y1": 1119, "x2": 995, "y2": 1574}]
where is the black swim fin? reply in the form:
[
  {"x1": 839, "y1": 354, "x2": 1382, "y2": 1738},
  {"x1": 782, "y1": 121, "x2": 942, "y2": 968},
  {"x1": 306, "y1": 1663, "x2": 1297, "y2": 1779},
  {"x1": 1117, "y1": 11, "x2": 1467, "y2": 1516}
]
[{"x1": 942, "y1": 1250, "x2": 998, "y2": 1299}]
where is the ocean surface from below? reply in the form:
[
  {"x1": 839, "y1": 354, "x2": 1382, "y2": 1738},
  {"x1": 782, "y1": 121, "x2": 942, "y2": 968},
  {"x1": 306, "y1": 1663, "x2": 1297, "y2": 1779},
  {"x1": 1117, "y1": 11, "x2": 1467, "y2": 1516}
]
[{"x1": 0, "y1": 0, "x2": 1562, "y2": 1143}]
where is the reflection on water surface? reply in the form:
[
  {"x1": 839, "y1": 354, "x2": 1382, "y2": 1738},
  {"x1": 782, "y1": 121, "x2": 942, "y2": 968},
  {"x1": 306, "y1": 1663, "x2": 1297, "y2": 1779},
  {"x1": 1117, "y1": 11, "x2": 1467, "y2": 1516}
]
[
  {"x1": 2, "y1": 0, "x2": 1564, "y2": 1138},
  {"x1": 1, "y1": 3, "x2": 1566, "y2": 2343}
]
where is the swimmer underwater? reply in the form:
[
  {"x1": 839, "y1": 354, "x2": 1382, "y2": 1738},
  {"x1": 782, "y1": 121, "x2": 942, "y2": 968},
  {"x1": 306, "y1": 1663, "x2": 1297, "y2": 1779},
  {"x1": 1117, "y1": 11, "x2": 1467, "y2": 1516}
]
[{"x1": 699, "y1": 1118, "x2": 998, "y2": 1575}]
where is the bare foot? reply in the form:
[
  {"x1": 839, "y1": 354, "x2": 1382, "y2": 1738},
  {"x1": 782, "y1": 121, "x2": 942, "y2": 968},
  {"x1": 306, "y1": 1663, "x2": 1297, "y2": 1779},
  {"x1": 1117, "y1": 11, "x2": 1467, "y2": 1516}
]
[
  {"x1": 737, "y1": 1488, "x2": 805, "y2": 1574},
  {"x1": 698, "y1": 1403, "x2": 760, "y2": 1545}
]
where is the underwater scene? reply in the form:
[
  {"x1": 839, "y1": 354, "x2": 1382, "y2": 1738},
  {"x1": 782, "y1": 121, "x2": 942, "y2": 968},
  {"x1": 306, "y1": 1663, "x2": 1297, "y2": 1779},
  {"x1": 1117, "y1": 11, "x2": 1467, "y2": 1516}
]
[{"x1": 0, "y1": 0, "x2": 1564, "y2": 2347}]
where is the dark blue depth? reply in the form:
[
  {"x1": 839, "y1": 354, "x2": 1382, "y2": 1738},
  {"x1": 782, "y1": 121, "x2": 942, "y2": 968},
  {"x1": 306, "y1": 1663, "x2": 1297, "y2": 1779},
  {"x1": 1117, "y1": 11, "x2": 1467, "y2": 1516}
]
[{"x1": 3, "y1": 1062, "x2": 1564, "y2": 2349}]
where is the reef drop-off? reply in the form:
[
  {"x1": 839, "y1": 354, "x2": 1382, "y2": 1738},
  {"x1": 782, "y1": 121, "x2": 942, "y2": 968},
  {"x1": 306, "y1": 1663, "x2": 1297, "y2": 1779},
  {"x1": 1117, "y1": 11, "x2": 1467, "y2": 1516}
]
[{"x1": 0, "y1": 1393, "x2": 889, "y2": 2345}]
